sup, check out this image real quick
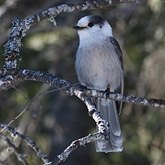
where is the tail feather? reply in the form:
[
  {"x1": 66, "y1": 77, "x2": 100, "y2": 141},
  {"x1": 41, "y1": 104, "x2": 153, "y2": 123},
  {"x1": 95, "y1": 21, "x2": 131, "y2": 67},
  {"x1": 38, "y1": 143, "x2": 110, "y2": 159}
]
[{"x1": 95, "y1": 98, "x2": 123, "y2": 153}]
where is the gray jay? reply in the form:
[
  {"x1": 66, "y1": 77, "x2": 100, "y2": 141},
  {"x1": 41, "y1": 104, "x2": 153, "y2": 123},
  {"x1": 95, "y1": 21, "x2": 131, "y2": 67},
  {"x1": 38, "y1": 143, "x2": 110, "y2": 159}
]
[{"x1": 73, "y1": 15, "x2": 124, "y2": 153}]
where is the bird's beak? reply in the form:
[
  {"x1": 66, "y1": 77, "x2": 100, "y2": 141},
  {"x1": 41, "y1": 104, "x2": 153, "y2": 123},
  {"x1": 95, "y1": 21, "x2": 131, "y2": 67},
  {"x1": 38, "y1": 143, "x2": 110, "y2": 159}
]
[{"x1": 73, "y1": 25, "x2": 85, "y2": 30}]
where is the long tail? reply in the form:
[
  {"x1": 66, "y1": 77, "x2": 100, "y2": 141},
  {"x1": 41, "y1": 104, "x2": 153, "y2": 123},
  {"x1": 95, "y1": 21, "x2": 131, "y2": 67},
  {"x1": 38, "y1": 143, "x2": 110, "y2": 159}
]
[{"x1": 95, "y1": 98, "x2": 123, "y2": 153}]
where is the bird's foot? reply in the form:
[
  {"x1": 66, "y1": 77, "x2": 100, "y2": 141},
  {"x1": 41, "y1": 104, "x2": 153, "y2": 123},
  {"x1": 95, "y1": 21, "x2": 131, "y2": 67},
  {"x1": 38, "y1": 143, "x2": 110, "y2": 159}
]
[
  {"x1": 79, "y1": 85, "x2": 87, "y2": 91},
  {"x1": 101, "y1": 130, "x2": 110, "y2": 140},
  {"x1": 102, "y1": 88, "x2": 110, "y2": 98}
]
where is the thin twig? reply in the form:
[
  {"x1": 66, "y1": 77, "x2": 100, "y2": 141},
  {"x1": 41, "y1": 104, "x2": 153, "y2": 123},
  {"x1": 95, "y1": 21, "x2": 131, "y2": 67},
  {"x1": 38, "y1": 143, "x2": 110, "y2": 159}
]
[
  {"x1": 0, "y1": 133, "x2": 28, "y2": 165},
  {"x1": 0, "y1": 69, "x2": 165, "y2": 109},
  {"x1": 82, "y1": 89, "x2": 165, "y2": 109},
  {"x1": 72, "y1": 89, "x2": 109, "y2": 134},
  {"x1": 0, "y1": 82, "x2": 79, "y2": 133},
  {"x1": 54, "y1": 133, "x2": 103, "y2": 165},
  {"x1": 3, "y1": 0, "x2": 139, "y2": 70},
  {"x1": 0, "y1": 124, "x2": 51, "y2": 164}
]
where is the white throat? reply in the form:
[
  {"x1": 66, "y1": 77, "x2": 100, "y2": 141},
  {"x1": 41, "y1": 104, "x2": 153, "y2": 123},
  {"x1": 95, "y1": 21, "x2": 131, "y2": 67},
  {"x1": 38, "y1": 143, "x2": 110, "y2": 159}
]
[
  {"x1": 78, "y1": 21, "x2": 113, "y2": 41},
  {"x1": 78, "y1": 21, "x2": 113, "y2": 43}
]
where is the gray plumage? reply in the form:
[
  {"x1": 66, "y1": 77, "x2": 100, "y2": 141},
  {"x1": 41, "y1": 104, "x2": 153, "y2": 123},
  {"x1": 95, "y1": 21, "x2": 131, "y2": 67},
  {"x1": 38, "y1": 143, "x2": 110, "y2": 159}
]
[{"x1": 74, "y1": 15, "x2": 124, "y2": 153}]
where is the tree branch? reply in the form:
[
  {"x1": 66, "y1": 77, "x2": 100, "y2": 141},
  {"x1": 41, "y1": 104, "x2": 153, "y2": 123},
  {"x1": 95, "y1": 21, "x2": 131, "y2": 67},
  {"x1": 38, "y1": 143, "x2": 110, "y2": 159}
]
[
  {"x1": 1, "y1": 0, "x2": 164, "y2": 164},
  {"x1": 0, "y1": 69, "x2": 164, "y2": 109},
  {"x1": 54, "y1": 133, "x2": 103, "y2": 165},
  {"x1": 0, "y1": 124, "x2": 51, "y2": 164},
  {"x1": 0, "y1": 124, "x2": 104, "y2": 165},
  {"x1": 3, "y1": 0, "x2": 139, "y2": 70},
  {"x1": 82, "y1": 89, "x2": 165, "y2": 109},
  {"x1": 0, "y1": 133, "x2": 28, "y2": 165},
  {"x1": 72, "y1": 89, "x2": 109, "y2": 134}
]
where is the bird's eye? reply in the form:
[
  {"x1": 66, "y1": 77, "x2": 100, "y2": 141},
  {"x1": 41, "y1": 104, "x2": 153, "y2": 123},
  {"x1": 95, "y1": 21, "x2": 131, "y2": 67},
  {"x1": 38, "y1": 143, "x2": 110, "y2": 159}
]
[{"x1": 88, "y1": 22, "x2": 94, "y2": 27}]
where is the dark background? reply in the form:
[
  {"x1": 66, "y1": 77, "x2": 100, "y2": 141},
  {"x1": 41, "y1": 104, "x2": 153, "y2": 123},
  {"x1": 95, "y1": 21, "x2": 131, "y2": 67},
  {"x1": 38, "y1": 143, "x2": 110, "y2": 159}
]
[{"x1": 0, "y1": 0, "x2": 164, "y2": 164}]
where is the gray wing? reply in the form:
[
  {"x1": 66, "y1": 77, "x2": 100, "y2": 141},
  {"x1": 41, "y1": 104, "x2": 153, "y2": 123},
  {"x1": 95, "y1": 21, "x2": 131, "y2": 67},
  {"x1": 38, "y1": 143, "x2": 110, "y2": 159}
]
[
  {"x1": 109, "y1": 37, "x2": 123, "y2": 70},
  {"x1": 109, "y1": 37, "x2": 124, "y2": 114}
]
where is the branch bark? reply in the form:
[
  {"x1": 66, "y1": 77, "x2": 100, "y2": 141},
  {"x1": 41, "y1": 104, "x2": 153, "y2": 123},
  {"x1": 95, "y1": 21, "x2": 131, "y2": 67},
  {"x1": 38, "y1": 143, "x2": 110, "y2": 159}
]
[
  {"x1": 0, "y1": 124, "x2": 51, "y2": 164},
  {"x1": 0, "y1": 124, "x2": 103, "y2": 165},
  {"x1": 1, "y1": 0, "x2": 164, "y2": 164},
  {"x1": 0, "y1": 69, "x2": 164, "y2": 109},
  {"x1": 54, "y1": 133, "x2": 103, "y2": 165},
  {"x1": 0, "y1": 133, "x2": 28, "y2": 165},
  {"x1": 3, "y1": 0, "x2": 139, "y2": 70}
]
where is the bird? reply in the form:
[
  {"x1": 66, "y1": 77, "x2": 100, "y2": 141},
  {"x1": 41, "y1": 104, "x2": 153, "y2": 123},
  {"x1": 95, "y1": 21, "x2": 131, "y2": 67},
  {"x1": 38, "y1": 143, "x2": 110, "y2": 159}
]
[{"x1": 73, "y1": 15, "x2": 124, "y2": 153}]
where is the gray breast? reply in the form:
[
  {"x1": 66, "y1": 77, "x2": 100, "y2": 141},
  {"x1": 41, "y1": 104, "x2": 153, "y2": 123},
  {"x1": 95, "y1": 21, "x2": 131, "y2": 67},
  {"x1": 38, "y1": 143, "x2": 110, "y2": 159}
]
[{"x1": 75, "y1": 37, "x2": 123, "y2": 91}]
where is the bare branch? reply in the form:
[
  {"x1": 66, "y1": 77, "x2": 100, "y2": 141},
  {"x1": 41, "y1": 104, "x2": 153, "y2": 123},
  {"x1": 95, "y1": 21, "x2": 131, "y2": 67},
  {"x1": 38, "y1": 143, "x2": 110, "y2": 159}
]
[
  {"x1": 0, "y1": 124, "x2": 104, "y2": 165},
  {"x1": 0, "y1": 69, "x2": 165, "y2": 109},
  {"x1": 0, "y1": 124, "x2": 51, "y2": 164},
  {"x1": 3, "y1": 0, "x2": 139, "y2": 70},
  {"x1": 0, "y1": 133, "x2": 28, "y2": 165},
  {"x1": 1, "y1": 0, "x2": 164, "y2": 164},
  {"x1": 54, "y1": 133, "x2": 103, "y2": 165},
  {"x1": 82, "y1": 89, "x2": 165, "y2": 109},
  {"x1": 72, "y1": 89, "x2": 109, "y2": 134},
  {"x1": 0, "y1": 69, "x2": 71, "y2": 91}
]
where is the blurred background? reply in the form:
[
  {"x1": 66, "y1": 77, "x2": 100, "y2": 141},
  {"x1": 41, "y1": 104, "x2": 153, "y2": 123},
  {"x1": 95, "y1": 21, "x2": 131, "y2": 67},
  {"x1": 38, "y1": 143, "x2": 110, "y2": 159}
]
[{"x1": 0, "y1": 0, "x2": 164, "y2": 164}]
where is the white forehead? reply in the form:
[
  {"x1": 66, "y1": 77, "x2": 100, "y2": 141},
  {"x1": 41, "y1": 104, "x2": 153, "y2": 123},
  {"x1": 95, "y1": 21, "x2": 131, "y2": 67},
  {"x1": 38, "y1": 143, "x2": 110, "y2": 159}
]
[
  {"x1": 76, "y1": 15, "x2": 113, "y2": 38},
  {"x1": 77, "y1": 16, "x2": 90, "y2": 27}
]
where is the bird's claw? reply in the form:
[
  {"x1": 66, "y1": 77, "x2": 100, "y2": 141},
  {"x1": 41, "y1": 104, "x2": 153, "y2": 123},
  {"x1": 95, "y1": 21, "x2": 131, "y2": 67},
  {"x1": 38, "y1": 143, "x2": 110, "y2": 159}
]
[
  {"x1": 102, "y1": 88, "x2": 110, "y2": 98},
  {"x1": 101, "y1": 130, "x2": 110, "y2": 140},
  {"x1": 79, "y1": 85, "x2": 87, "y2": 91}
]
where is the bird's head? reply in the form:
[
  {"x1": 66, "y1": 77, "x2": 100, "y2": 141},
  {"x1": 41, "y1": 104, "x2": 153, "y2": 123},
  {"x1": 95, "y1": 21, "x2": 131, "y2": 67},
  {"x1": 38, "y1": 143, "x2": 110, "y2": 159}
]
[{"x1": 73, "y1": 15, "x2": 113, "y2": 40}]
